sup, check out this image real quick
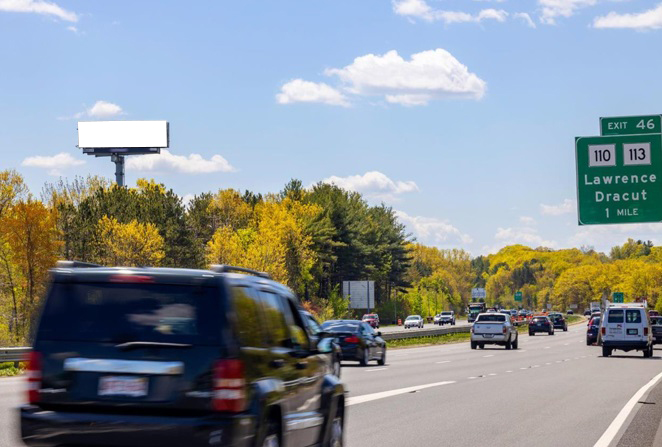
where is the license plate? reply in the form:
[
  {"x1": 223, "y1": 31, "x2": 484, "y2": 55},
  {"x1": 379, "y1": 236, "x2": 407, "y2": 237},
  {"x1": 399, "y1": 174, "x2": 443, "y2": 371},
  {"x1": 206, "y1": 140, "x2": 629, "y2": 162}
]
[
  {"x1": 99, "y1": 376, "x2": 148, "y2": 397},
  {"x1": 483, "y1": 334, "x2": 493, "y2": 338},
  {"x1": 627, "y1": 329, "x2": 638, "y2": 335}
]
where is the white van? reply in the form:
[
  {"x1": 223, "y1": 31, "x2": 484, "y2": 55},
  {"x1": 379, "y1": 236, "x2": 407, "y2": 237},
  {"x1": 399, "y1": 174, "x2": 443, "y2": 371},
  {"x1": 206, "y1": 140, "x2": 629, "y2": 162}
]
[{"x1": 600, "y1": 303, "x2": 653, "y2": 358}]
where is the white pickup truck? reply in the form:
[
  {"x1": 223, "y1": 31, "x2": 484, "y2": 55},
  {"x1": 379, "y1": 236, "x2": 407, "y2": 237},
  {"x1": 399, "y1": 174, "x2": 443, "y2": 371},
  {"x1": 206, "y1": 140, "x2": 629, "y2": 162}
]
[{"x1": 471, "y1": 312, "x2": 519, "y2": 350}]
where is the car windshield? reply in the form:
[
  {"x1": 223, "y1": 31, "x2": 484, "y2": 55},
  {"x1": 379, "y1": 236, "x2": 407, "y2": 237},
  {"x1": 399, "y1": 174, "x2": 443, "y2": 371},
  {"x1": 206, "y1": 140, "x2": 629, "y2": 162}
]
[
  {"x1": 406, "y1": 316, "x2": 419, "y2": 320},
  {"x1": 320, "y1": 322, "x2": 360, "y2": 333},
  {"x1": 38, "y1": 282, "x2": 221, "y2": 344},
  {"x1": 441, "y1": 312, "x2": 452, "y2": 315}
]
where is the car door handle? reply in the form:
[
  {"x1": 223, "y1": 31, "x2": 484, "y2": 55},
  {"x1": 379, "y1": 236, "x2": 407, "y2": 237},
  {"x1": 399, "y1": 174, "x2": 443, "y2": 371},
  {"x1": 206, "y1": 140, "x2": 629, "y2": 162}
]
[
  {"x1": 295, "y1": 361, "x2": 308, "y2": 370},
  {"x1": 270, "y1": 359, "x2": 285, "y2": 369}
]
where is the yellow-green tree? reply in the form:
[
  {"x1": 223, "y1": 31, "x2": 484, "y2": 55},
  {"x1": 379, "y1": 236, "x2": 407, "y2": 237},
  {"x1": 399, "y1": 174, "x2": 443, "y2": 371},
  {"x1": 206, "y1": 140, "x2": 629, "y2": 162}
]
[{"x1": 97, "y1": 216, "x2": 165, "y2": 267}]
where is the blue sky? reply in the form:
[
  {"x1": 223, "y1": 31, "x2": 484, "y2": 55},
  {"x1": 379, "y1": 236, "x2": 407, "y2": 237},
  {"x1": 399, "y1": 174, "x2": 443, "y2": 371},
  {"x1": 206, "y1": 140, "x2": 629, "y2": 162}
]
[{"x1": 2, "y1": 0, "x2": 662, "y2": 255}]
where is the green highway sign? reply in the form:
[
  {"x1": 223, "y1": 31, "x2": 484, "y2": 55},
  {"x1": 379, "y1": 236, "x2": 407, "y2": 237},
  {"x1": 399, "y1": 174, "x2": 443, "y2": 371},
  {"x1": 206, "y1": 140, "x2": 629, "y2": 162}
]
[
  {"x1": 613, "y1": 292, "x2": 624, "y2": 303},
  {"x1": 601, "y1": 115, "x2": 662, "y2": 136},
  {"x1": 575, "y1": 133, "x2": 662, "y2": 225},
  {"x1": 514, "y1": 291, "x2": 522, "y2": 302}
]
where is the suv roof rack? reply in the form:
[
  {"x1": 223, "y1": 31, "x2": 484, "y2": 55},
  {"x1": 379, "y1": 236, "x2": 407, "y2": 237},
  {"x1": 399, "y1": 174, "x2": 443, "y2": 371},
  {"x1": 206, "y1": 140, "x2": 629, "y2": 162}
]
[
  {"x1": 209, "y1": 264, "x2": 271, "y2": 279},
  {"x1": 55, "y1": 260, "x2": 102, "y2": 269}
]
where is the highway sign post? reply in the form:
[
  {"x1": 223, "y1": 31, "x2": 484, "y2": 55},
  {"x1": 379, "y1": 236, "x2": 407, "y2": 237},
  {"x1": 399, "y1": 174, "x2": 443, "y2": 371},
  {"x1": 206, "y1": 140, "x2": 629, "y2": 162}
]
[
  {"x1": 601, "y1": 115, "x2": 662, "y2": 136},
  {"x1": 613, "y1": 292, "x2": 624, "y2": 303},
  {"x1": 514, "y1": 291, "x2": 522, "y2": 302},
  {"x1": 575, "y1": 133, "x2": 662, "y2": 225},
  {"x1": 471, "y1": 288, "x2": 486, "y2": 301}
]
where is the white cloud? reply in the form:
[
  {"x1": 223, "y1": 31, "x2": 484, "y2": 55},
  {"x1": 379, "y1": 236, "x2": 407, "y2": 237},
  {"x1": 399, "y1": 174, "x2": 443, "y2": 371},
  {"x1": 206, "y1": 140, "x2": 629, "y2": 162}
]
[
  {"x1": 321, "y1": 171, "x2": 418, "y2": 201},
  {"x1": 21, "y1": 152, "x2": 85, "y2": 176},
  {"x1": 519, "y1": 216, "x2": 536, "y2": 225},
  {"x1": 126, "y1": 149, "x2": 235, "y2": 174},
  {"x1": 396, "y1": 210, "x2": 473, "y2": 246},
  {"x1": 66, "y1": 25, "x2": 77, "y2": 33},
  {"x1": 325, "y1": 49, "x2": 487, "y2": 105},
  {"x1": 514, "y1": 12, "x2": 537, "y2": 28},
  {"x1": 393, "y1": 0, "x2": 508, "y2": 24},
  {"x1": 0, "y1": 0, "x2": 78, "y2": 22},
  {"x1": 495, "y1": 226, "x2": 557, "y2": 248},
  {"x1": 181, "y1": 194, "x2": 195, "y2": 208},
  {"x1": 540, "y1": 198, "x2": 575, "y2": 216},
  {"x1": 276, "y1": 79, "x2": 349, "y2": 107},
  {"x1": 594, "y1": 4, "x2": 662, "y2": 30},
  {"x1": 85, "y1": 100, "x2": 123, "y2": 118},
  {"x1": 539, "y1": 0, "x2": 597, "y2": 25}
]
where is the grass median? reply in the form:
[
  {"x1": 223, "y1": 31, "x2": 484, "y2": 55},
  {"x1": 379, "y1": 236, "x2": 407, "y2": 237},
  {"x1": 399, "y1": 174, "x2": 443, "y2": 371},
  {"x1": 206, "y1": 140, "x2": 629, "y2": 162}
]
[
  {"x1": 386, "y1": 332, "x2": 471, "y2": 349},
  {"x1": 0, "y1": 361, "x2": 24, "y2": 377}
]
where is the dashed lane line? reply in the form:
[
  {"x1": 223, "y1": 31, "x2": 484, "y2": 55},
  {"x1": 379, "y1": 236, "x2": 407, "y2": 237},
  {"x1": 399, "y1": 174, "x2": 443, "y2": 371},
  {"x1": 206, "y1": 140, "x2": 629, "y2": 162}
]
[{"x1": 347, "y1": 380, "x2": 456, "y2": 406}]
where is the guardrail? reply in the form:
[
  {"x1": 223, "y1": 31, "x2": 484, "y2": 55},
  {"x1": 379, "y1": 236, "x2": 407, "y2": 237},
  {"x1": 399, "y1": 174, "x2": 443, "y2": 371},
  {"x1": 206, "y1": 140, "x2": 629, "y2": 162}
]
[{"x1": 0, "y1": 347, "x2": 31, "y2": 366}]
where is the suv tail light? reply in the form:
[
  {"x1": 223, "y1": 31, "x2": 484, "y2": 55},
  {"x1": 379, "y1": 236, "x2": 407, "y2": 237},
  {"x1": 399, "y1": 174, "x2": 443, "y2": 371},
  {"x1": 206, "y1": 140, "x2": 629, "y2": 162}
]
[
  {"x1": 213, "y1": 359, "x2": 246, "y2": 413},
  {"x1": 502, "y1": 327, "x2": 507, "y2": 334},
  {"x1": 601, "y1": 327, "x2": 606, "y2": 336},
  {"x1": 26, "y1": 351, "x2": 42, "y2": 404},
  {"x1": 345, "y1": 336, "x2": 360, "y2": 343},
  {"x1": 644, "y1": 327, "x2": 649, "y2": 336}
]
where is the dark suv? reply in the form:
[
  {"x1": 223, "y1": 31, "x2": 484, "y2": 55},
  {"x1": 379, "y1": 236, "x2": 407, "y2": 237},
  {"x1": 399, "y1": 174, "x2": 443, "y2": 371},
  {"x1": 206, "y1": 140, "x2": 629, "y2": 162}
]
[{"x1": 20, "y1": 262, "x2": 345, "y2": 447}]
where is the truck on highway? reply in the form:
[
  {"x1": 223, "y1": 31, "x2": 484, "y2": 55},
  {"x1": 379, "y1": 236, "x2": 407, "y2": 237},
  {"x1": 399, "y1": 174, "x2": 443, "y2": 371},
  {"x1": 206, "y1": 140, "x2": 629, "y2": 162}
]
[
  {"x1": 471, "y1": 312, "x2": 519, "y2": 350},
  {"x1": 468, "y1": 302, "x2": 486, "y2": 323}
]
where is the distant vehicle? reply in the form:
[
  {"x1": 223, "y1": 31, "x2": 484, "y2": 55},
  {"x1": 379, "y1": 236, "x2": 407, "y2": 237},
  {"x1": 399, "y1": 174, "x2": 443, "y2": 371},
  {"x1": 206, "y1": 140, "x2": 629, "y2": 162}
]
[
  {"x1": 584, "y1": 309, "x2": 592, "y2": 317},
  {"x1": 321, "y1": 320, "x2": 386, "y2": 366},
  {"x1": 587, "y1": 316, "x2": 601, "y2": 345},
  {"x1": 437, "y1": 311, "x2": 456, "y2": 326},
  {"x1": 362, "y1": 313, "x2": 380, "y2": 328},
  {"x1": 649, "y1": 310, "x2": 660, "y2": 318},
  {"x1": 468, "y1": 302, "x2": 487, "y2": 323},
  {"x1": 567, "y1": 309, "x2": 574, "y2": 315},
  {"x1": 20, "y1": 262, "x2": 345, "y2": 447},
  {"x1": 529, "y1": 316, "x2": 554, "y2": 336},
  {"x1": 548, "y1": 313, "x2": 568, "y2": 331},
  {"x1": 651, "y1": 316, "x2": 662, "y2": 345},
  {"x1": 404, "y1": 315, "x2": 424, "y2": 329},
  {"x1": 471, "y1": 313, "x2": 518, "y2": 350},
  {"x1": 601, "y1": 303, "x2": 653, "y2": 358}
]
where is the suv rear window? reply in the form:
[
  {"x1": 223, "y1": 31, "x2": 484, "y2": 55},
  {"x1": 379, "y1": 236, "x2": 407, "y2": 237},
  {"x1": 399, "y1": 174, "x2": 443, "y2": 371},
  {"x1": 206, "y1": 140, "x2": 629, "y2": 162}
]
[
  {"x1": 607, "y1": 309, "x2": 624, "y2": 323},
  {"x1": 476, "y1": 315, "x2": 506, "y2": 322},
  {"x1": 626, "y1": 310, "x2": 642, "y2": 324},
  {"x1": 38, "y1": 282, "x2": 222, "y2": 345}
]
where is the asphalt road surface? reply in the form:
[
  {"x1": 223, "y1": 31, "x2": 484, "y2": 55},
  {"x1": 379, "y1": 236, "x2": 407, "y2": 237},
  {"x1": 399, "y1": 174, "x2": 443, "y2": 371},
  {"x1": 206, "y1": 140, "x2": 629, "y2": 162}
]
[{"x1": 2, "y1": 323, "x2": 662, "y2": 446}]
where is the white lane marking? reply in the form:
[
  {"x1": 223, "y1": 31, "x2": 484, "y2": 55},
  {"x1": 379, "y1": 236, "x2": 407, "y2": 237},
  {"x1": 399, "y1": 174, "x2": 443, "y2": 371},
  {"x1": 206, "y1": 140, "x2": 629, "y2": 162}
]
[
  {"x1": 468, "y1": 377, "x2": 478, "y2": 380},
  {"x1": 516, "y1": 350, "x2": 526, "y2": 352},
  {"x1": 347, "y1": 381, "x2": 456, "y2": 406},
  {"x1": 488, "y1": 373, "x2": 497, "y2": 376},
  {"x1": 482, "y1": 355, "x2": 494, "y2": 358},
  {"x1": 564, "y1": 343, "x2": 570, "y2": 346},
  {"x1": 435, "y1": 361, "x2": 451, "y2": 364},
  {"x1": 545, "y1": 363, "x2": 551, "y2": 365},
  {"x1": 520, "y1": 367, "x2": 528, "y2": 370},
  {"x1": 594, "y1": 371, "x2": 662, "y2": 447},
  {"x1": 533, "y1": 365, "x2": 540, "y2": 368},
  {"x1": 506, "y1": 370, "x2": 513, "y2": 373},
  {"x1": 544, "y1": 347, "x2": 550, "y2": 349},
  {"x1": 555, "y1": 360, "x2": 562, "y2": 363},
  {"x1": 365, "y1": 368, "x2": 388, "y2": 373}
]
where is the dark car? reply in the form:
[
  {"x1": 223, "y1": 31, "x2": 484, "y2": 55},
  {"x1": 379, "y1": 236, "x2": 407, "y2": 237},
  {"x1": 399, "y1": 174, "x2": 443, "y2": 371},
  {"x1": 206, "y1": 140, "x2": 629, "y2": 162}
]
[
  {"x1": 300, "y1": 310, "x2": 342, "y2": 378},
  {"x1": 567, "y1": 309, "x2": 574, "y2": 315},
  {"x1": 529, "y1": 316, "x2": 554, "y2": 335},
  {"x1": 549, "y1": 313, "x2": 568, "y2": 331},
  {"x1": 321, "y1": 320, "x2": 386, "y2": 366},
  {"x1": 651, "y1": 316, "x2": 662, "y2": 345},
  {"x1": 362, "y1": 313, "x2": 380, "y2": 328},
  {"x1": 20, "y1": 262, "x2": 345, "y2": 447},
  {"x1": 587, "y1": 316, "x2": 601, "y2": 345},
  {"x1": 584, "y1": 309, "x2": 592, "y2": 317}
]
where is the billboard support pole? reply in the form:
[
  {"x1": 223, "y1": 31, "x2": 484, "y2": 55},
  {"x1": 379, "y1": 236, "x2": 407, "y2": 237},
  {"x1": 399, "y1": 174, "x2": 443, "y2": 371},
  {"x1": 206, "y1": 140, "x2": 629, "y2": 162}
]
[{"x1": 111, "y1": 154, "x2": 125, "y2": 187}]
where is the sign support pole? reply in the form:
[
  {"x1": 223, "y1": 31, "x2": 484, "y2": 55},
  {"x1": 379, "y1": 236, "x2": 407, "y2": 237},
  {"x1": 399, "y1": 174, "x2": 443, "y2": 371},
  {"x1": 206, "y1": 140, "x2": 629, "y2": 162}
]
[{"x1": 111, "y1": 154, "x2": 125, "y2": 187}]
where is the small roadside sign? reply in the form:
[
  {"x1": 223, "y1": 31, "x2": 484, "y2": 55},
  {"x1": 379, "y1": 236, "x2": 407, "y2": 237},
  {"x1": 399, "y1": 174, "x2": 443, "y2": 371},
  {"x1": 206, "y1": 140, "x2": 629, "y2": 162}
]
[
  {"x1": 514, "y1": 291, "x2": 522, "y2": 302},
  {"x1": 600, "y1": 115, "x2": 662, "y2": 136},
  {"x1": 472, "y1": 288, "x2": 486, "y2": 299},
  {"x1": 613, "y1": 292, "x2": 624, "y2": 303}
]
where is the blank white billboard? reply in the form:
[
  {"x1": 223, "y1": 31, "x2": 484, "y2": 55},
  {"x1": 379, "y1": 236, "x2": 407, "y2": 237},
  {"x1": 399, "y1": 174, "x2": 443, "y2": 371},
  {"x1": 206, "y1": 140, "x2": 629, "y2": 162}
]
[
  {"x1": 342, "y1": 281, "x2": 375, "y2": 309},
  {"x1": 78, "y1": 121, "x2": 169, "y2": 149}
]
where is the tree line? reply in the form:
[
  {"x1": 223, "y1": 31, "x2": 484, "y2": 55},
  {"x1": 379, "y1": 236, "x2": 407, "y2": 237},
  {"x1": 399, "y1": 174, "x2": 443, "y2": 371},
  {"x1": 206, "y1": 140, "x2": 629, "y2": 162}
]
[{"x1": 1, "y1": 169, "x2": 662, "y2": 345}]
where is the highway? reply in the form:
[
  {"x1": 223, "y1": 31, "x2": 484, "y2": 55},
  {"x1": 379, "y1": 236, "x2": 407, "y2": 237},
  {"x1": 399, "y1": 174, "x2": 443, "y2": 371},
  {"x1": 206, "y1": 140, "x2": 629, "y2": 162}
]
[{"x1": 2, "y1": 323, "x2": 662, "y2": 446}]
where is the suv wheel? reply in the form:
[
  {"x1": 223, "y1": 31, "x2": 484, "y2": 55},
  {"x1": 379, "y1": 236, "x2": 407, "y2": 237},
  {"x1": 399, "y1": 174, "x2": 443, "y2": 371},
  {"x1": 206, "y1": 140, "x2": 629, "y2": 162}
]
[
  {"x1": 471, "y1": 341, "x2": 477, "y2": 350},
  {"x1": 505, "y1": 338, "x2": 512, "y2": 350},
  {"x1": 360, "y1": 348, "x2": 369, "y2": 366},
  {"x1": 262, "y1": 420, "x2": 280, "y2": 447},
  {"x1": 602, "y1": 346, "x2": 611, "y2": 357},
  {"x1": 564, "y1": 325, "x2": 568, "y2": 332},
  {"x1": 512, "y1": 335, "x2": 518, "y2": 350},
  {"x1": 328, "y1": 409, "x2": 343, "y2": 447}
]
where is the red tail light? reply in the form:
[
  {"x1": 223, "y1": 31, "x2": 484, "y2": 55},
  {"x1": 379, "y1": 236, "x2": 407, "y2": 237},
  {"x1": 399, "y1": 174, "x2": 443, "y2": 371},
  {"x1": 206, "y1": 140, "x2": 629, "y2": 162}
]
[
  {"x1": 502, "y1": 327, "x2": 507, "y2": 334},
  {"x1": 345, "y1": 336, "x2": 360, "y2": 343},
  {"x1": 213, "y1": 359, "x2": 246, "y2": 413},
  {"x1": 601, "y1": 327, "x2": 606, "y2": 336},
  {"x1": 644, "y1": 327, "x2": 649, "y2": 336},
  {"x1": 26, "y1": 351, "x2": 42, "y2": 404},
  {"x1": 109, "y1": 275, "x2": 155, "y2": 283}
]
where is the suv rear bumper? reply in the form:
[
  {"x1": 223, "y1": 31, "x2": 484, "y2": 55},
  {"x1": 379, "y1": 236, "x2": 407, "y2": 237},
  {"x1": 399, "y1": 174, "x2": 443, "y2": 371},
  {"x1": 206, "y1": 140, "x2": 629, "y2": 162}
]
[
  {"x1": 602, "y1": 340, "x2": 649, "y2": 351},
  {"x1": 20, "y1": 405, "x2": 254, "y2": 447}
]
